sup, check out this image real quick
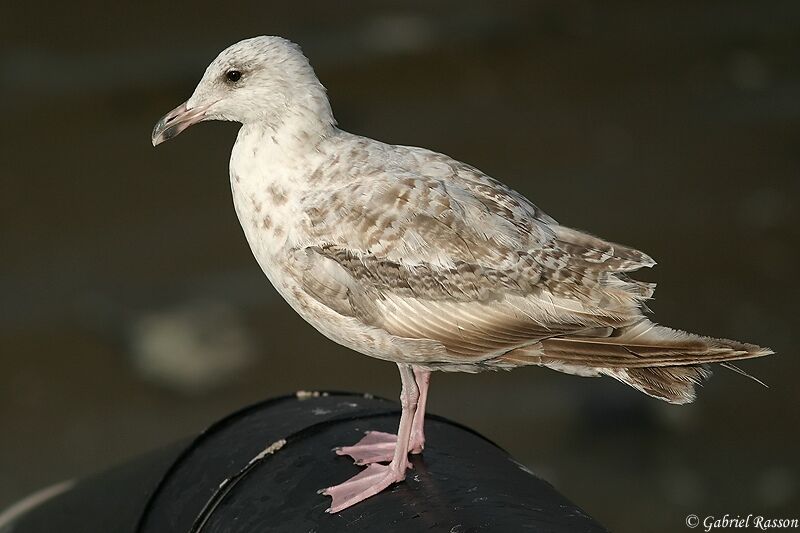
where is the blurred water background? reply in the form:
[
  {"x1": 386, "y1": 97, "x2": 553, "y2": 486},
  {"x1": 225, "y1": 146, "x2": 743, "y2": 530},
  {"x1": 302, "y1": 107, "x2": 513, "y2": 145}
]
[{"x1": 1, "y1": 2, "x2": 798, "y2": 531}]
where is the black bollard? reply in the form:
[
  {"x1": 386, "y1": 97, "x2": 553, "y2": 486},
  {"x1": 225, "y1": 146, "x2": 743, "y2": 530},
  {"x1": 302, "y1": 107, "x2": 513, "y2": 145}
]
[{"x1": 3, "y1": 392, "x2": 607, "y2": 532}]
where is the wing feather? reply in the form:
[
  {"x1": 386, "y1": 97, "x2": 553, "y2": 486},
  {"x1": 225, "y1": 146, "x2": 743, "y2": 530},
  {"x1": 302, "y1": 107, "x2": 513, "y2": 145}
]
[
  {"x1": 295, "y1": 146, "x2": 659, "y2": 364},
  {"x1": 287, "y1": 141, "x2": 771, "y2": 397}
]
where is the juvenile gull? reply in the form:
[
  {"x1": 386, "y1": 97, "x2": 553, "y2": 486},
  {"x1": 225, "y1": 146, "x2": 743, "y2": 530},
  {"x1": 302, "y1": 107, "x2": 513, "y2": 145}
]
[{"x1": 152, "y1": 36, "x2": 773, "y2": 513}]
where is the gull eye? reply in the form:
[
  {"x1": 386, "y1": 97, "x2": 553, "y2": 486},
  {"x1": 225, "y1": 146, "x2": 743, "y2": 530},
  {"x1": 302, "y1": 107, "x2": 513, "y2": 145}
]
[{"x1": 225, "y1": 70, "x2": 242, "y2": 83}]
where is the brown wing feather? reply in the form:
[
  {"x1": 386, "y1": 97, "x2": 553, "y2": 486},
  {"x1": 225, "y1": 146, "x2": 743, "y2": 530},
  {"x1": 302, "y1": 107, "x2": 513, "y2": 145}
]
[
  {"x1": 294, "y1": 244, "x2": 646, "y2": 362},
  {"x1": 497, "y1": 319, "x2": 772, "y2": 404},
  {"x1": 294, "y1": 149, "x2": 772, "y2": 399},
  {"x1": 501, "y1": 319, "x2": 771, "y2": 368}
]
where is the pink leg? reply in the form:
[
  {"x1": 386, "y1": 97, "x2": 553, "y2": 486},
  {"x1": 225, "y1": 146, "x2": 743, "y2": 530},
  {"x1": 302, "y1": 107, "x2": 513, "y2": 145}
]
[
  {"x1": 321, "y1": 364, "x2": 419, "y2": 513},
  {"x1": 409, "y1": 368, "x2": 430, "y2": 453},
  {"x1": 336, "y1": 367, "x2": 431, "y2": 464}
]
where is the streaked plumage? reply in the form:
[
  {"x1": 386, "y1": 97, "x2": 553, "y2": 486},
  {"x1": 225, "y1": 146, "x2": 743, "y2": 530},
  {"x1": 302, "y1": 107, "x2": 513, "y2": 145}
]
[
  {"x1": 152, "y1": 36, "x2": 773, "y2": 512},
  {"x1": 284, "y1": 136, "x2": 769, "y2": 403}
]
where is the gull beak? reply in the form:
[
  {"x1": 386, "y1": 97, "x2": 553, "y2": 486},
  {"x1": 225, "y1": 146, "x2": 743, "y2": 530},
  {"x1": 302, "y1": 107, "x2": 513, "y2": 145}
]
[{"x1": 151, "y1": 101, "x2": 209, "y2": 146}]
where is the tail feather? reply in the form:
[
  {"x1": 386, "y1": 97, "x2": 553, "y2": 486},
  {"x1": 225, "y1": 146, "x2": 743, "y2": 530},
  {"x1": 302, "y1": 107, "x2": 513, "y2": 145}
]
[
  {"x1": 603, "y1": 366, "x2": 713, "y2": 404},
  {"x1": 501, "y1": 318, "x2": 773, "y2": 404},
  {"x1": 539, "y1": 319, "x2": 772, "y2": 369}
]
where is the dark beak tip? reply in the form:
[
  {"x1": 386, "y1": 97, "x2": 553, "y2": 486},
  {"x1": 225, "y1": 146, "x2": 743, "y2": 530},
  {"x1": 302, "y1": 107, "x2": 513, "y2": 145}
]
[
  {"x1": 151, "y1": 124, "x2": 163, "y2": 147},
  {"x1": 151, "y1": 101, "x2": 195, "y2": 147}
]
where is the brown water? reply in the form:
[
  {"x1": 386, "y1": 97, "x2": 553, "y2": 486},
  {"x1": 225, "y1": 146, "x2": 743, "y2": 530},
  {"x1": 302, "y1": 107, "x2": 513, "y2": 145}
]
[{"x1": 1, "y1": 2, "x2": 798, "y2": 531}]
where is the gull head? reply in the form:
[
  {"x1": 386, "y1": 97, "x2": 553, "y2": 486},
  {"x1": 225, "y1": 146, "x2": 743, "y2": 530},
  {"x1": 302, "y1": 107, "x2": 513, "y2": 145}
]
[{"x1": 152, "y1": 36, "x2": 333, "y2": 146}]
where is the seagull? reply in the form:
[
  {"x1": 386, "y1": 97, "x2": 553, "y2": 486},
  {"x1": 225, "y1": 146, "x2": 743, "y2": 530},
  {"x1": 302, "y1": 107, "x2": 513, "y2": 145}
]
[{"x1": 152, "y1": 36, "x2": 773, "y2": 513}]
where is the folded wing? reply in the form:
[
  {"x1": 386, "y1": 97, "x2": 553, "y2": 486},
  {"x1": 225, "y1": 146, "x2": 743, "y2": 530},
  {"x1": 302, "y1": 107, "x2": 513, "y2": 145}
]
[{"x1": 293, "y1": 147, "x2": 771, "y2": 402}]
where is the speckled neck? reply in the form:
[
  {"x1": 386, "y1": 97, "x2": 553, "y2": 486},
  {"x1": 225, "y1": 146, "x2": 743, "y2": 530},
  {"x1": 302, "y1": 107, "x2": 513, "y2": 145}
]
[{"x1": 246, "y1": 79, "x2": 337, "y2": 153}]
